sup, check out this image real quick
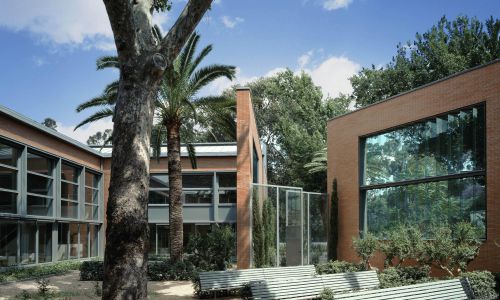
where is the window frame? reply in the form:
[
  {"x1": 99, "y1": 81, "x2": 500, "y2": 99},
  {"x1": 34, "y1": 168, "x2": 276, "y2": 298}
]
[{"x1": 359, "y1": 103, "x2": 487, "y2": 238}]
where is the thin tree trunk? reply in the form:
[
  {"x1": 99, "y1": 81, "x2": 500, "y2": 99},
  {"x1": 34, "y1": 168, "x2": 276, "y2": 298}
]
[
  {"x1": 102, "y1": 68, "x2": 159, "y2": 299},
  {"x1": 167, "y1": 121, "x2": 183, "y2": 262}
]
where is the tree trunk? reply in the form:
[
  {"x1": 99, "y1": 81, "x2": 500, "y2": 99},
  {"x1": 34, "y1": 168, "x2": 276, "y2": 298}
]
[
  {"x1": 167, "y1": 121, "x2": 183, "y2": 262},
  {"x1": 102, "y1": 65, "x2": 160, "y2": 299}
]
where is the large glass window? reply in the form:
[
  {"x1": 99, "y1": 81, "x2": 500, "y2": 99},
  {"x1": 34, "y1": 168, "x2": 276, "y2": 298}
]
[
  {"x1": 183, "y1": 174, "x2": 213, "y2": 204},
  {"x1": 218, "y1": 173, "x2": 236, "y2": 204},
  {"x1": 20, "y1": 222, "x2": 36, "y2": 265},
  {"x1": 89, "y1": 224, "x2": 99, "y2": 257},
  {"x1": 61, "y1": 163, "x2": 79, "y2": 219},
  {"x1": 0, "y1": 221, "x2": 18, "y2": 266},
  {"x1": 58, "y1": 223, "x2": 69, "y2": 261},
  {"x1": 0, "y1": 141, "x2": 19, "y2": 214},
  {"x1": 38, "y1": 223, "x2": 52, "y2": 263},
  {"x1": 85, "y1": 171, "x2": 100, "y2": 220},
  {"x1": 361, "y1": 105, "x2": 486, "y2": 238},
  {"x1": 27, "y1": 152, "x2": 54, "y2": 216},
  {"x1": 80, "y1": 224, "x2": 88, "y2": 258}
]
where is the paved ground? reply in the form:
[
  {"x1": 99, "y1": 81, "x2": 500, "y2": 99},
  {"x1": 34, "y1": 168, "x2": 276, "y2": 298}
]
[{"x1": 0, "y1": 271, "x2": 201, "y2": 299}]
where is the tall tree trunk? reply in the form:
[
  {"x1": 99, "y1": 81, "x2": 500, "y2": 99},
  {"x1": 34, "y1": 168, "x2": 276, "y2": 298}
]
[
  {"x1": 102, "y1": 65, "x2": 160, "y2": 299},
  {"x1": 167, "y1": 121, "x2": 183, "y2": 262}
]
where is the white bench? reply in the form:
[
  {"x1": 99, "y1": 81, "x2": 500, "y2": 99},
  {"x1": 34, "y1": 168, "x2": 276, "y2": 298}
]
[
  {"x1": 198, "y1": 265, "x2": 316, "y2": 292},
  {"x1": 334, "y1": 278, "x2": 474, "y2": 300},
  {"x1": 250, "y1": 270, "x2": 379, "y2": 300}
]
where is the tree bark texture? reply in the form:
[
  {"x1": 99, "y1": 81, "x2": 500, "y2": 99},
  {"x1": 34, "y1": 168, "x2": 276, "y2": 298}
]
[
  {"x1": 167, "y1": 121, "x2": 183, "y2": 262},
  {"x1": 101, "y1": 0, "x2": 213, "y2": 299}
]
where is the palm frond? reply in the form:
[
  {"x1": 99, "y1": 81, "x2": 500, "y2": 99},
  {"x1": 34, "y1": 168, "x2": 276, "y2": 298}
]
[
  {"x1": 189, "y1": 44, "x2": 212, "y2": 75},
  {"x1": 96, "y1": 56, "x2": 120, "y2": 70},
  {"x1": 190, "y1": 64, "x2": 236, "y2": 94},
  {"x1": 304, "y1": 147, "x2": 327, "y2": 174},
  {"x1": 178, "y1": 33, "x2": 200, "y2": 75},
  {"x1": 151, "y1": 124, "x2": 167, "y2": 162},
  {"x1": 103, "y1": 80, "x2": 119, "y2": 97},
  {"x1": 74, "y1": 108, "x2": 114, "y2": 130},
  {"x1": 76, "y1": 95, "x2": 115, "y2": 113},
  {"x1": 186, "y1": 142, "x2": 197, "y2": 169}
]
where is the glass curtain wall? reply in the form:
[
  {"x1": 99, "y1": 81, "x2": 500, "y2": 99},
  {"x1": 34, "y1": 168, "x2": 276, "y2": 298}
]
[
  {"x1": 251, "y1": 184, "x2": 326, "y2": 267},
  {"x1": 361, "y1": 104, "x2": 486, "y2": 238},
  {"x1": 27, "y1": 152, "x2": 54, "y2": 216},
  {"x1": 0, "y1": 141, "x2": 19, "y2": 214}
]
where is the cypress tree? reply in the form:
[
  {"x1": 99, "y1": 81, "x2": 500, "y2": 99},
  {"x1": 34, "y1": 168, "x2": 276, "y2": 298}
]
[{"x1": 328, "y1": 178, "x2": 339, "y2": 260}]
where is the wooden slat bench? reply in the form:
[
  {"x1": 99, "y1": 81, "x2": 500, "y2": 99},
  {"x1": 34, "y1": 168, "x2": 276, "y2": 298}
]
[
  {"x1": 250, "y1": 270, "x2": 379, "y2": 300},
  {"x1": 334, "y1": 278, "x2": 474, "y2": 300},
  {"x1": 199, "y1": 265, "x2": 316, "y2": 292}
]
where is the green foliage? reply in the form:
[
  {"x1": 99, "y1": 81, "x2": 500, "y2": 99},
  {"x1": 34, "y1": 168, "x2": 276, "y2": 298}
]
[
  {"x1": 252, "y1": 195, "x2": 265, "y2": 267},
  {"x1": 328, "y1": 179, "x2": 339, "y2": 260},
  {"x1": 378, "y1": 266, "x2": 433, "y2": 288},
  {"x1": 316, "y1": 260, "x2": 363, "y2": 275},
  {"x1": 0, "y1": 260, "x2": 82, "y2": 283},
  {"x1": 352, "y1": 232, "x2": 378, "y2": 270},
  {"x1": 461, "y1": 271, "x2": 498, "y2": 300},
  {"x1": 423, "y1": 222, "x2": 481, "y2": 276},
  {"x1": 352, "y1": 15, "x2": 500, "y2": 108},
  {"x1": 319, "y1": 287, "x2": 335, "y2": 300},
  {"x1": 87, "y1": 129, "x2": 113, "y2": 146},
  {"x1": 80, "y1": 260, "x2": 104, "y2": 281},
  {"x1": 186, "y1": 225, "x2": 236, "y2": 271},
  {"x1": 41, "y1": 118, "x2": 57, "y2": 130},
  {"x1": 35, "y1": 277, "x2": 51, "y2": 296},
  {"x1": 379, "y1": 224, "x2": 425, "y2": 267},
  {"x1": 225, "y1": 71, "x2": 350, "y2": 192}
]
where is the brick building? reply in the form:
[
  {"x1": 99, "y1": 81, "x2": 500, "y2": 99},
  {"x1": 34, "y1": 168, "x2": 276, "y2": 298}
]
[{"x1": 327, "y1": 60, "x2": 500, "y2": 272}]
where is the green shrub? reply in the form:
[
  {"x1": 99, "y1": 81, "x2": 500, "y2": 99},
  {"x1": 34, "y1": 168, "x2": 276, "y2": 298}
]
[
  {"x1": 186, "y1": 225, "x2": 236, "y2": 271},
  {"x1": 316, "y1": 260, "x2": 363, "y2": 275},
  {"x1": 319, "y1": 287, "x2": 335, "y2": 300},
  {"x1": 379, "y1": 224, "x2": 425, "y2": 267},
  {"x1": 378, "y1": 266, "x2": 432, "y2": 288},
  {"x1": 0, "y1": 260, "x2": 82, "y2": 283},
  {"x1": 80, "y1": 260, "x2": 104, "y2": 281},
  {"x1": 423, "y1": 222, "x2": 481, "y2": 276},
  {"x1": 461, "y1": 271, "x2": 498, "y2": 300},
  {"x1": 352, "y1": 232, "x2": 377, "y2": 270}
]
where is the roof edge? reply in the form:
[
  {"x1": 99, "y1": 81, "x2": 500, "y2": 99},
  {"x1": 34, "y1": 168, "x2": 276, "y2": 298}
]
[
  {"x1": 0, "y1": 104, "x2": 104, "y2": 157},
  {"x1": 328, "y1": 59, "x2": 500, "y2": 123}
]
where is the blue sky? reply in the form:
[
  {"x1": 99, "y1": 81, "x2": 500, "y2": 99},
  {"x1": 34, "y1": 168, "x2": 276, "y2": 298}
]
[{"x1": 0, "y1": 0, "x2": 498, "y2": 142}]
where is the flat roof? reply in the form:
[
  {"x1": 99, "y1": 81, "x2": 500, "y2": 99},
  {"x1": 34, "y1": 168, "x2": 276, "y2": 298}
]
[
  {"x1": 96, "y1": 143, "x2": 237, "y2": 157},
  {"x1": 0, "y1": 104, "x2": 237, "y2": 158},
  {"x1": 328, "y1": 59, "x2": 500, "y2": 123}
]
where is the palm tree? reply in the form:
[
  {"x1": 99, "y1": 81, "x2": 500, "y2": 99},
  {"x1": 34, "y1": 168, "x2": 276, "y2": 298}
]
[
  {"x1": 74, "y1": 56, "x2": 118, "y2": 130},
  {"x1": 304, "y1": 147, "x2": 327, "y2": 174},
  {"x1": 152, "y1": 32, "x2": 236, "y2": 261}
]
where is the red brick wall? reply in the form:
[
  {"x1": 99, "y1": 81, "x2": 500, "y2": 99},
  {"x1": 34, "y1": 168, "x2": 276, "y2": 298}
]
[
  {"x1": 236, "y1": 88, "x2": 265, "y2": 269},
  {"x1": 327, "y1": 61, "x2": 500, "y2": 272}
]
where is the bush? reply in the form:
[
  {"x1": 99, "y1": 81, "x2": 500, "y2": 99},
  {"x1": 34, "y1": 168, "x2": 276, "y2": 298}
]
[
  {"x1": 316, "y1": 260, "x2": 363, "y2": 275},
  {"x1": 352, "y1": 232, "x2": 377, "y2": 270},
  {"x1": 378, "y1": 266, "x2": 432, "y2": 288},
  {"x1": 80, "y1": 260, "x2": 104, "y2": 281},
  {"x1": 319, "y1": 287, "x2": 335, "y2": 300},
  {"x1": 461, "y1": 271, "x2": 498, "y2": 300},
  {"x1": 379, "y1": 224, "x2": 425, "y2": 267},
  {"x1": 186, "y1": 225, "x2": 236, "y2": 271},
  {"x1": 0, "y1": 260, "x2": 82, "y2": 283}
]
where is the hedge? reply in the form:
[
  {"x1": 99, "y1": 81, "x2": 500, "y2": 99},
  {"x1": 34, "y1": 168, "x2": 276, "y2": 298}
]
[{"x1": 0, "y1": 260, "x2": 82, "y2": 283}]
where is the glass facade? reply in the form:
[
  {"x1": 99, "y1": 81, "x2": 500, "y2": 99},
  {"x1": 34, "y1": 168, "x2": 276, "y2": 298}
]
[
  {"x1": 361, "y1": 104, "x2": 486, "y2": 238},
  {"x1": 0, "y1": 137, "x2": 103, "y2": 267},
  {"x1": 148, "y1": 172, "x2": 237, "y2": 205}
]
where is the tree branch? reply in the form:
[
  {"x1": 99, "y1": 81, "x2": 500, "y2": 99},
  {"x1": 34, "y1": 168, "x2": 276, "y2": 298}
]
[
  {"x1": 160, "y1": 0, "x2": 213, "y2": 67},
  {"x1": 102, "y1": 0, "x2": 138, "y2": 57}
]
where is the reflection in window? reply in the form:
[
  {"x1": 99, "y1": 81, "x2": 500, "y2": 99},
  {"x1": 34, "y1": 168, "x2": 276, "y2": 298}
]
[
  {"x1": 85, "y1": 172, "x2": 100, "y2": 221},
  {"x1": 0, "y1": 222, "x2": 17, "y2": 266},
  {"x1": 61, "y1": 163, "x2": 79, "y2": 219},
  {"x1": 363, "y1": 106, "x2": 485, "y2": 185},
  {"x1": 184, "y1": 190, "x2": 212, "y2": 204},
  {"x1": 69, "y1": 223, "x2": 79, "y2": 259},
  {"x1": 89, "y1": 224, "x2": 99, "y2": 257},
  {"x1": 58, "y1": 223, "x2": 69, "y2": 261},
  {"x1": 38, "y1": 223, "x2": 52, "y2": 263},
  {"x1": 80, "y1": 224, "x2": 88, "y2": 258},
  {"x1": 27, "y1": 152, "x2": 54, "y2": 216},
  {"x1": 218, "y1": 173, "x2": 236, "y2": 204},
  {"x1": 0, "y1": 142, "x2": 18, "y2": 214},
  {"x1": 20, "y1": 222, "x2": 36, "y2": 265}
]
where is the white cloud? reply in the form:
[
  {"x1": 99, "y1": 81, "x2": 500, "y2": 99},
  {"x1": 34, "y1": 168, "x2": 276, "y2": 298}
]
[
  {"x1": 213, "y1": 0, "x2": 222, "y2": 4},
  {"x1": 221, "y1": 16, "x2": 244, "y2": 28},
  {"x1": 298, "y1": 50, "x2": 314, "y2": 69},
  {"x1": 57, "y1": 118, "x2": 113, "y2": 144},
  {"x1": 322, "y1": 0, "x2": 353, "y2": 10},
  {"x1": 302, "y1": 55, "x2": 360, "y2": 98},
  {"x1": 0, "y1": 0, "x2": 170, "y2": 51}
]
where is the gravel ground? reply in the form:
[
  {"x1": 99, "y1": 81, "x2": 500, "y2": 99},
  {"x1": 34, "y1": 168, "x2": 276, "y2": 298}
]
[{"x1": 0, "y1": 271, "x2": 199, "y2": 299}]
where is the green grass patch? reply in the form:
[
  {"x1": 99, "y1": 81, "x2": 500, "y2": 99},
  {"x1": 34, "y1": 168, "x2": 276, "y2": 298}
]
[{"x1": 0, "y1": 260, "x2": 83, "y2": 283}]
